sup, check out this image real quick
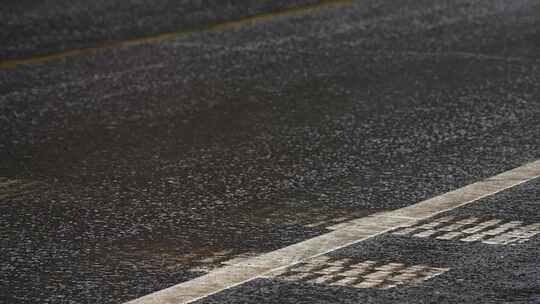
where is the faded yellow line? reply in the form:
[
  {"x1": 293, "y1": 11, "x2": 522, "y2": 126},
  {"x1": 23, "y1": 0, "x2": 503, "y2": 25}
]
[{"x1": 0, "y1": 0, "x2": 351, "y2": 69}]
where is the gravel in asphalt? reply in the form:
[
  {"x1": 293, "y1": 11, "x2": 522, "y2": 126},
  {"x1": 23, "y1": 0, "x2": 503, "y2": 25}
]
[
  {"x1": 0, "y1": 0, "x2": 330, "y2": 60},
  {"x1": 195, "y1": 179, "x2": 540, "y2": 304},
  {"x1": 0, "y1": 0, "x2": 539, "y2": 303}
]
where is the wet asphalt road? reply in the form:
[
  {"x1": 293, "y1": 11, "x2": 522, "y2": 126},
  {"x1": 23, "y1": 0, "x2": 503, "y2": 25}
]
[
  {"x1": 198, "y1": 180, "x2": 540, "y2": 304},
  {"x1": 0, "y1": 0, "x2": 323, "y2": 60},
  {"x1": 1, "y1": 0, "x2": 540, "y2": 303}
]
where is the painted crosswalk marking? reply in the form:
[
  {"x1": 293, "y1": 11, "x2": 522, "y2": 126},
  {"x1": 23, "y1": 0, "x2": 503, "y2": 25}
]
[
  {"x1": 266, "y1": 256, "x2": 448, "y2": 290},
  {"x1": 391, "y1": 216, "x2": 540, "y2": 245}
]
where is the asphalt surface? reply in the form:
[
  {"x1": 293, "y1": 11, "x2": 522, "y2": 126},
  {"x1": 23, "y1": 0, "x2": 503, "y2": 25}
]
[
  {"x1": 1, "y1": 0, "x2": 540, "y2": 303},
  {"x1": 0, "y1": 0, "x2": 324, "y2": 60},
  {"x1": 197, "y1": 179, "x2": 540, "y2": 304}
]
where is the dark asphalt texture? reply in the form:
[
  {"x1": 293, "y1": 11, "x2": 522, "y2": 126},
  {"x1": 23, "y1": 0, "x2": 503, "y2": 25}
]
[
  {"x1": 0, "y1": 0, "x2": 322, "y2": 59},
  {"x1": 196, "y1": 179, "x2": 540, "y2": 304},
  {"x1": 1, "y1": 0, "x2": 540, "y2": 303}
]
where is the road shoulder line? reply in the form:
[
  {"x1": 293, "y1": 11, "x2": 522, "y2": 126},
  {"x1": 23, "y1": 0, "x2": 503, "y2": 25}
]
[{"x1": 125, "y1": 159, "x2": 540, "y2": 304}]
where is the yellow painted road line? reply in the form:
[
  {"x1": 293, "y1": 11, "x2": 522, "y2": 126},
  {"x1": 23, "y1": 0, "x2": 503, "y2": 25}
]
[{"x1": 0, "y1": 0, "x2": 351, "y2": 69}]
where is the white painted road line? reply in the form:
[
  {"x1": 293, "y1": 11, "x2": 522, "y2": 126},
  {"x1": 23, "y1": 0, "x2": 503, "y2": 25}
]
[
  {"x1": 267, "y1": 256, "x2": 448, "y2": 290},
  {"x1": 125, "y1": 159, "x2": 540, "y2": 304},
  {"x1": 393, "y1": 216, "x2": 540, "y2": 245}
]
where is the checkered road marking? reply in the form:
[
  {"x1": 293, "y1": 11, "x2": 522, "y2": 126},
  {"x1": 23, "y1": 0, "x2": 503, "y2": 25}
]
[
  {"x1": 391, "y1": 216, "x2": 540, "y2": 245},
  {"x1": 265, "y1": 256, "x2": 448, "y2": 290}
]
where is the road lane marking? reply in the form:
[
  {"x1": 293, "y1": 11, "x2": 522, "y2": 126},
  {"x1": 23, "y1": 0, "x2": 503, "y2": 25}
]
[
  {"x1": 392, "y1": 216, "x2": 540, "y2": 245},
  {"x1": 0, "y1": 0, "x2": 351, "y2": 69},
  {"x1": 267, "y1": 256, "x2": 448, "y2": 290},
  {"x1": 263, "y1": 256, "x2": 449, "y2": 289},
  {"x1": 125, "y1": 159, "x2": 540, "y2": 304}
]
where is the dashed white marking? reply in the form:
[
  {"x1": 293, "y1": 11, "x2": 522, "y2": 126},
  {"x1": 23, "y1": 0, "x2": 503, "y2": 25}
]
[
  {"x1": 315, "y1": 265, "x2": 344, "y2": 274},
  {"x1": 268, "y1": 256, "x2": 448, "y2": 290},
  {"x1": 125, "y1": 160, "x2": 540, "y2": 304},
  {"x1": 462, "y1": 219, "x2": 501, "y2": 234},
  {"x1": 414, "y1": 229, "x2": 438, "y2": 238},
  {"x1": 436, "y1": 231, "x2": 464, "y2": 240},
  {"x1": 392, "y1": 216, "x2": 540, "y2": 245}
]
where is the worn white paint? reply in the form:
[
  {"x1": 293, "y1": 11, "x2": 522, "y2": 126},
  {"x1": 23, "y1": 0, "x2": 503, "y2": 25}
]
[
  {"x1": 125, "y1": 159, "x2": 540, "y2": 304},
  {"x1": 392, "y1": 216, "x2": 540, "y2": 245},
  {"x1": 267, "y1": 256, "x2": 449, "y2": 290}
]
